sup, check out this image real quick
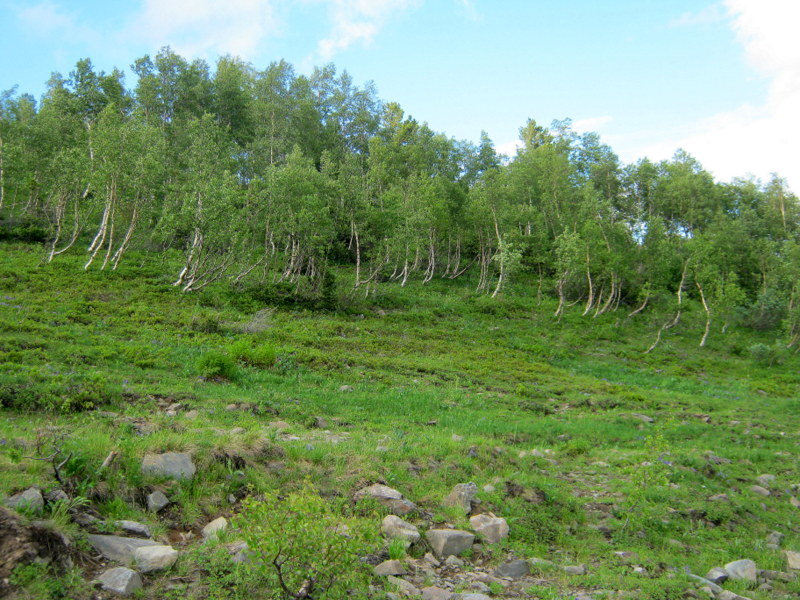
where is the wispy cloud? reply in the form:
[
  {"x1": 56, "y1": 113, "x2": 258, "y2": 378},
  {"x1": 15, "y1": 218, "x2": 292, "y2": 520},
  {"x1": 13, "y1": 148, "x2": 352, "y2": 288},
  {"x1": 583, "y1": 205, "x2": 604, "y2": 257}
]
[
  {"x1": 572, "y1": 115, "x2": 613, "y2": 133},
  {"x1": 15, "y1": 1, "x2": 100, "y2": 46},
  {"x1": 670, "y1": 2, "x2": 728, "y2": 27}
]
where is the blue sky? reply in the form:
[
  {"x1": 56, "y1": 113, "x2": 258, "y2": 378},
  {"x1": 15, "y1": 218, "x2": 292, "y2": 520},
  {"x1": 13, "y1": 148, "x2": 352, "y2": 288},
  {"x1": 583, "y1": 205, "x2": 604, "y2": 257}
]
[{"x1": 2, "y1": 0, "x2": 798, "y2": 190}]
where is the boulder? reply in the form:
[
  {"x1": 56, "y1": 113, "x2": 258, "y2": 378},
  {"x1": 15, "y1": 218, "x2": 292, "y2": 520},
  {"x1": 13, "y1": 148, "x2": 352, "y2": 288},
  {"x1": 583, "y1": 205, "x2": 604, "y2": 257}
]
[
  {"x1": 421, "y1": 586, "x2": 452, "y2": 600},
  {"x1": 141, "y1": 452, "x2": 196, "y2": 480},
  {"x1": 751, "y1": 485, "x2": 771, "y2": 497},
  {"x1": 443, "y1": 482, "x2": 478, "y2": 514},
  {"x1": 387, "y1": 575, "x2": 420, "y2": 596},
  {"x1": 116, "y1": 520, "x2": 151, "y2": 538},
  {"x1": 133, "y1": 544, "x2": 178, "y2": 572},
  {"x1": 5, "y1": 488, "x2": 44, "y2": 513},
  {"x1": 374, "y1": 559, "x2": 406, "y2": 576},
  {"x1": 786, "y1": 550, "x2": 800, "y2": 570},
  {"x1": 461, "y1": 595, "x2": 492, "y2": 600},
  {"x1": 757, "y1": 474, "x2": 776, "y2": 488},
  {"x1": 381, "y1": 515, "x2": 420, "y2": 544},
  {"x1": 425, "y1": 529, "x2": 474, "y2": 558},
  {"x1": 705, "y1": 567, "x2": 729, "y2": 583},
  {"x1": 87, "y1": 534, "x2": 159, "y2": 564},
  {"x1": 354, "y1": 484, "x2": 417, "y2": 516},
  {"x1": 724, "y1": 559, "x2": 757, "y2": 582},
  {"x1": 493, "y1": 558, "x2": 530, "y2": 579},
  {"x1": 146, "y1": 490, "x2": 170, "y2": 513},
  {"x1": 97, "y1": 567, "x2": 142, "y2": 596},
  {"x1": 469, "y1": 513, "x2": 509, "y2": 544},
  {"x1": 564, "y1": 564, "x2": 587, "y2": 575},
  {"x1": 202, "y1": 516, "x2": 228, "y2": 540}
]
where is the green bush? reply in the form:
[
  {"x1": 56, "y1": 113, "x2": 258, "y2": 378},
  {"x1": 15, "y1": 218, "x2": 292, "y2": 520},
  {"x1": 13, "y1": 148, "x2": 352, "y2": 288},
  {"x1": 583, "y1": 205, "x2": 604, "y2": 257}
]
[
  {"x1": 196, "y1": 351, "x2": 238, "y2": 380},
  {"x1": 748, "y1": 342, "x2": 782, "y2": 367},
  {"x1": 233, "y1": 485, "x2": 369, "y2": 599},
  {"x1": 229, "y1": 339, "x2": 277, "y2": 368},
  {"x1": 0, "y1": 365, "x2": 120, "y2": 411}
]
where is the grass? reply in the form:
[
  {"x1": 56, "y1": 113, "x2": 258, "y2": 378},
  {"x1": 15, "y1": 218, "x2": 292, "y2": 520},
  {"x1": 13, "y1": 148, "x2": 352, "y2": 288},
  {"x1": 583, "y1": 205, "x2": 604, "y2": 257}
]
[{"x1": 0, "y1": 240, "x2": 799, "y2": 599}]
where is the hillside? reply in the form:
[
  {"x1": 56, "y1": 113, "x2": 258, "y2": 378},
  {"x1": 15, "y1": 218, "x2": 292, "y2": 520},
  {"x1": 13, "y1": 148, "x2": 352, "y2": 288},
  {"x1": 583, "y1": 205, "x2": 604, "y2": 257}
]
[{"x1": 1, "y1": 241, "x2": 799, "y2": 600}]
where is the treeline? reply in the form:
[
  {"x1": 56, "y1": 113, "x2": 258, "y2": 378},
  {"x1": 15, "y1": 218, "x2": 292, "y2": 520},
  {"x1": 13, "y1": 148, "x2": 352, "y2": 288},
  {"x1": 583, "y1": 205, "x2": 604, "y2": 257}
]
[{"x1": 1, "y1": 49, "x2": 799, "y2": 349}]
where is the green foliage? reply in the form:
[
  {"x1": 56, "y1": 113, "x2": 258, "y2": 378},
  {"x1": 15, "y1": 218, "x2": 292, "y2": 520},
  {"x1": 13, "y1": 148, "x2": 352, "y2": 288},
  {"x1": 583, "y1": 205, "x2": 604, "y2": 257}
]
[
  {"x1": 0, "y1": 364, "x2": 119, "y2": 411},
  {"x1": 229, "y1": 339, "x2": 277, "y2": 368},
  {"x1": 196, "y1": 351, "x2": 238, "y2": 380},
  {"x1": 748, "y1": 342, "x2": 783, "y2": 367},
  {"x1": 233, "y1": 485, "x2": 369, "y2": 599}
]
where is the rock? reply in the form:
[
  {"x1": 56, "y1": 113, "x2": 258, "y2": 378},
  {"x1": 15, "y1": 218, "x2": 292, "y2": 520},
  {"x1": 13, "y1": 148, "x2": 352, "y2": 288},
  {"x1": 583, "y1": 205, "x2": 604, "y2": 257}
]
[
  {"x1": 461, "y1": 595, "x2": 491, "y2": 600},
  {"x1": 443, "y1": 555, "x2": 464, "y2": 568},
  {"x1": 312, "y1": 417, "x2": 329, "y2": 428},
  {"x1": 632, "y1": 413, "x2": 655, "y2": 423},
  {"x1": 724, "y1": 559, "x2": 757, "y2": 581},
  {"x1": 423, "y1": 552, "x2": 440, "y2": 566},
  {"x1": 452, "y1": 434, "x2": 463, "y2": 442},
  {"x1": 339, "y1": 385, "x2": 354, "y2": 393},
  {"x1": 564, "y1": 564, "x2": 587, "y2": 575},
  {"x1": 766, "y1": 531, "x2": 784, "y2": 547},
  {"x1": 227, "y1": 540, "x2": 251, "y2": 563},
  {"x1": 482, "y1": 484, "x2": 495, "y2": 493},
  {"x1": 354, "y1": 484, "x2": 417, "y2": 516},
  {"x1": 493, "y1": 558, "x2": 530, "y2": 579},
  {"x1": 705, "y1": 567, "x2": 729, "y2": 583},
  {"x1": 687, "y1": 574, "x2": 723, "y2": 595},
  {"x1": 708, "y1": 494, "x2": 729, "y2": 502},
  {"x1": 613, "y1": 551, "x2": 639, "y2": 563},
  {"x1": 786, "y1": 550, "x2": 800, "y2": 570},
  {"x1": 756, "y1": 474, "x2": 776, "y2": 488},
  {"x1": 87, "y1": 534, "x2": 159, "y2": 564},
  {"x1": 202, "y1": 516, "x2": 228, "y2": 540},
  {"x1": 374, "y1": 559, "x2": 406, "y2": 576},
  {"x1": 443, "y1": 482, "x2": 478, "y2": 514},
  {"x1": 750, "y1": 485, "x2": 771, "y2": 497},
  {"x1": 791, "y1": 496, "x2": 800, "y2": 508},
  {"x1": 45, "y1": 489, "x2": 69, "y2": 504},
  {"x1": 133, "y1": 544, "x2": 178, "y2": 572},
  {"x1": 141, "y1": 452, "x2": 195, "y2": 480},
  {"x1": 97, "y1": 567, "x2": 142, "y2": 596},
  {"x1": 147, "y1": 490, "x2": 170, "y2": 513},
  {"x1": 382, "y1": 515, "x2": 420, "y2": 544},
  {"x1": 425, "y1": 529, "x2": 474, "y2": 558},
  {"x1": 470, "y1": 513, "x2": 509, "y2": 544},
  {"x1": 421, "y1": 586, "x2": 452, "y2": 600},
  {"x1": 116, "y1": 520, "x2": 152, "y2": 538},
  {"x1": 5, "y1": 488, "x2": 44, "y2": 513},
  {"x1": 387, "y1": 575, "x2": 420, "y2": 596}
]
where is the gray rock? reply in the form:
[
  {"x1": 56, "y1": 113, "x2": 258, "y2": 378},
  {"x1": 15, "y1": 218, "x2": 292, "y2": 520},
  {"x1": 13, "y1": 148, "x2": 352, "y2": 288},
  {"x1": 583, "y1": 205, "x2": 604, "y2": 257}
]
[
  {"x1": 443, "y1": 482, "x2": 478, "y2": 514},
  {"x1": 750, "y1": 485, "x2": 771, "y2": 497},
  {"x1": 45, "y1": 489, "x2": 69, "y2": 503},
  {"x1": 564, "y1": 564, "x2": 587, "y2": 575},
  {"x1": 141, "y1": 452, "x2": 196, "y2": 480},
  {"x1": 87, "y1": 534, "x2": 159, "y2": 564},
  {"x1": 705, "y1": 567, "x2": 729, "y2": 583},
  {"x1": 687, "y1": 574, "x2": 723, "y2": 595},
  {"x1": 421, "y1": 586, "x2": 452, "y2": 600},
  {"x1": 708, "y1": 493, "x2": 730, "y2": 502},
  {"x1": 147, "y1": 490, "x2": 170, "y2": 513},
  {"x1": 461, "y1": 595, "x2": 491, "y2": 600},
  {"x1": 382, "y1": 515, "x2": 421, "y2": 544},
  {"x1": 339, "y1": 385, "x2": 354, "y2": 392},
  {"x1": 97, "y1": 567, "x2": 142, "y2": 596},
  {"x1": 493, "y1": 558, "x2": 530, "y2": 579},
  {"x1": 133, "y1": 544, "x2": 178, "y2": 572},
  {"x1": 202, "y1": 516, "x2": 228, "y2": 540},
  {"x1": 632, "y1": 413, "x2": 655, "y2": 423},
  {"x1": 716, "y1": 591, "x2": 752, "y2": 600},
  {"x1": 443, "y1": 555, "x2": 464, "y2": 568},
  {"x1": 387, "y1": 575, "x2": 420, "y2": 596},
  {"x1": 354, "y1": 484, "x2": 417, "y2": 516},
  {"x1": 766, "y1": 531, "x2": 784, "y2": 547},
  {"x1": 116, "y1": 520, "x2": 152, "y2": 538},
  {"x1": 375, "y1": 559, "x2": 406, "y2": 576},
  {"x1": 469, "y1": 581, "x2": 491, "y2": 593},
  {"x1": 786, "y1": 550, "x2": 800, "y2": 570},
  {"x1": 470, "y1": 513, "x2": 509, "y2": 544},
  {"x1": 425, "y1": 529, "x2": 474, "y2": 559},
  {"x1": 5, "y1": 488, "x2": 44, "y2": 512},
  {"x1": 757, "y1": 474, "x2": 776, "y2": 488},
  {"x1": 613, "y1": 551, "x2": 639, "y2": 563},
  {"x1": 724, "y1": 559, "x2": 757, "y2": 581}
]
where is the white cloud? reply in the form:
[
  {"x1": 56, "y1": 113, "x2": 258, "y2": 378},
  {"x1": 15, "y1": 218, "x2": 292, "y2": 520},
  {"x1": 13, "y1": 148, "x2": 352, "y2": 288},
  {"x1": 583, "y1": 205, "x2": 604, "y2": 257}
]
[
  {"x1": 310, "y1": 0, "x2": 421, "y2": 60},
  {"x1": 126, "y1": 0, "x2": 279, "y2": 59},
  {"x1": 572, "y1": 115, "x2": 613, "y2": 133},
  {"x1": 632, "y1": 0, "x2": 800, "y2": 192},
  {"x1": 495, "y1": 139, "x2": 522, "y2": 158},
  {"x1": 670, "y1": 2, "x2": 727, "y2": 27}
]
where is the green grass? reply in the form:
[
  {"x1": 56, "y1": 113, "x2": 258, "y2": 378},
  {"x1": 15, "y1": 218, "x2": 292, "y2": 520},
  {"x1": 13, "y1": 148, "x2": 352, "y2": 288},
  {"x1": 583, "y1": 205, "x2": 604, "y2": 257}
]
[{"x1": 1, "y1": 241, "x2": 799, "y2": 599}]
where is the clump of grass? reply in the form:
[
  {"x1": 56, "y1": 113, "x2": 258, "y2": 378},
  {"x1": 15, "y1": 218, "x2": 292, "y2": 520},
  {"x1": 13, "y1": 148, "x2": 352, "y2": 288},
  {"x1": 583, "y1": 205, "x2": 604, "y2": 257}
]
[
  {"x1": 197, "y1": 351, "x2": 238, "y2": 381},
  {"x1": 229, "y1": 339, "x2": 277, "y2": 368}
]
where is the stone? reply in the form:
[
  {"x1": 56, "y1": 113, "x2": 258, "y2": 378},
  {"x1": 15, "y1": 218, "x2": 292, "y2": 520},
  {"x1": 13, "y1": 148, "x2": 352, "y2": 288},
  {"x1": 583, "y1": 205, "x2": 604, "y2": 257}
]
[
  {"x1": 786, "y1": 550, "x2": 800, "y2": 570},
  {"x1": 387, "y1": 575, "x2": 420, "y2": 596},
  {"x1": 147, "y1": 490, "x2": 170, "y2": 513},
  {"x1": 374, "y1": 559, "x2": 406, "y2": 576},
  {"x1": 339, "y1": 385, "x2": 354, "y2": 392},
  {"x1": 141, "y1": 452, "x2": 195, "y2": 480},
  {"x1": 133, "y1": 544, "x2": 178, "y2": 572},
  {"x1": 312, "y1": 417, "x2": 329, "y2": 428},
  {"x1": 705, "y1": 567, "x2": 729, "y2": 584},
  {"x1": 425, "y1": 529, "x2": 474, "y2": 558},
  {"x1": 354, "y1": 484, "x2": 417, "y2": 516},
  {"x1": 97, "y1": 567, "x2": 142, "y2": 596},
  {"x1": 708, "y1": 494, "x2": 730, "y2": 502},
  {"x1": 45, "y1": 489, "x2": 69, "y2": 504},
  {"x1": 421, "y1": 586, "x2": 452, "y2": 600},
  {"x1": 724, "y1": 559, "x2": 757, "y2": 581},
  {"x1": 766, "y1": 531, "x2": 784, "y2": 546},
  {"x1": 687, "y1": 574, "x2": 723, "y2": 595},
  {"x1": 443, "y1": 555, "x2": 464, "y2": 568},
  {"x1": 5, "y1": 488, "x2": 44, "y2": 513},
  {"x1": 461, "y1": 595, "x2": 491, "y2": 600},
  {"x1": 443, "y1": 482, "x2": 478, "y2": 514},
  {"x1": 87, "y1": 534, "x2": 159, "y2": 564},
  {"x1": 227, "y1": 541, "x2": 251, "y2": 563},
  {"x1": 469, "y1": 581, "x2": 491, "y2": 593},
  {"x1": 470, "y1": 513, "x2": 509, "y2": 544},
  {"x1": 750, "y1": 485, "x2": 771, "y2": 497},
  {"x1": 493, "y1": 558, "x2": 530, "y2": 579},
  {"x1": 613, "y1": 551, "x2": 639, "y2": 563},
  {"x1": 757, "y1": 474, "x2": 776, "y2": 488},
  {"x1": 791, "y1": 496, "x2": 800, "y2": 508},
  {"x1": 382, "y1": 515, "x2": 420, "y2": 544},
  {"x1": 116, "y1": 520, "x2": 151, "y2": 538},
  {"x1": 423, "y1": 552, "x2": 440, "y2": 566},
  {"x1": 482, "y1": 484, "x2": 495, "y2": 493},
  {"x1": 202, "y1": 516, "x2": 228, "y2": 540},
  {"x1": 564, "y1": 564, "x2": 587, "y2": 575},
  {"x1": 632, "y1": 413, "x2": 655, "y2": 423}
]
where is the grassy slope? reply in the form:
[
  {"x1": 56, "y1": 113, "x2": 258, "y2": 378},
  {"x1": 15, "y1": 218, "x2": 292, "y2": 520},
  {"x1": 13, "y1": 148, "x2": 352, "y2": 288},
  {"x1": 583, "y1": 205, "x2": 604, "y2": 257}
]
[{"x1": 1, "y1": 241, "x2": 799, "y2": 600}]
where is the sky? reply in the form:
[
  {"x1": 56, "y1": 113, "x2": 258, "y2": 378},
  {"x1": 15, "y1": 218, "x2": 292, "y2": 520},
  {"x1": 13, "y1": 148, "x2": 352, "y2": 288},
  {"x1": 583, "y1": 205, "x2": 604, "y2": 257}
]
[{"x1": 2, "y1": 0, "x2": 799, "y2": 191}]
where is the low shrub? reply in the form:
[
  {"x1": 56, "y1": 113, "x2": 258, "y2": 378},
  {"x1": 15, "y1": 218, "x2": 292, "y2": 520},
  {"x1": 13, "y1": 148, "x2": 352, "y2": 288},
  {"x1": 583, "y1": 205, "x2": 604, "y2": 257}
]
[
  {"x1": 196, "y1": 351, "x2": 238, "y2": 380},
  {"x1": 228, "y1": 339, "x2": 277, "y2": 368},
  {"x1": 0, "y1": 364, "x2": 120, "y2": 411}
]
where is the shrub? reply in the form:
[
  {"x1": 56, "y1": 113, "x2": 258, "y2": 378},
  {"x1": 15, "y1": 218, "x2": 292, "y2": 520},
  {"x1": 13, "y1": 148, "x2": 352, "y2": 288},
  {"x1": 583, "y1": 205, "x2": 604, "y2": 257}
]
[
  {"x1": 233, "y1": 485, "x2": 368, "y2": 599},
  {"x1": 229, "y1": 339, "x2": 277, "y2": 368},
  {"x1": 196, "y1": 351, "x2": 238, "y2": 380},
  {"x1": 0, "y1": 365, "x2": 120, "y2": 412},
  {"x1": 748, "y1": 342, "x2": 783, "y2": 367}
]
